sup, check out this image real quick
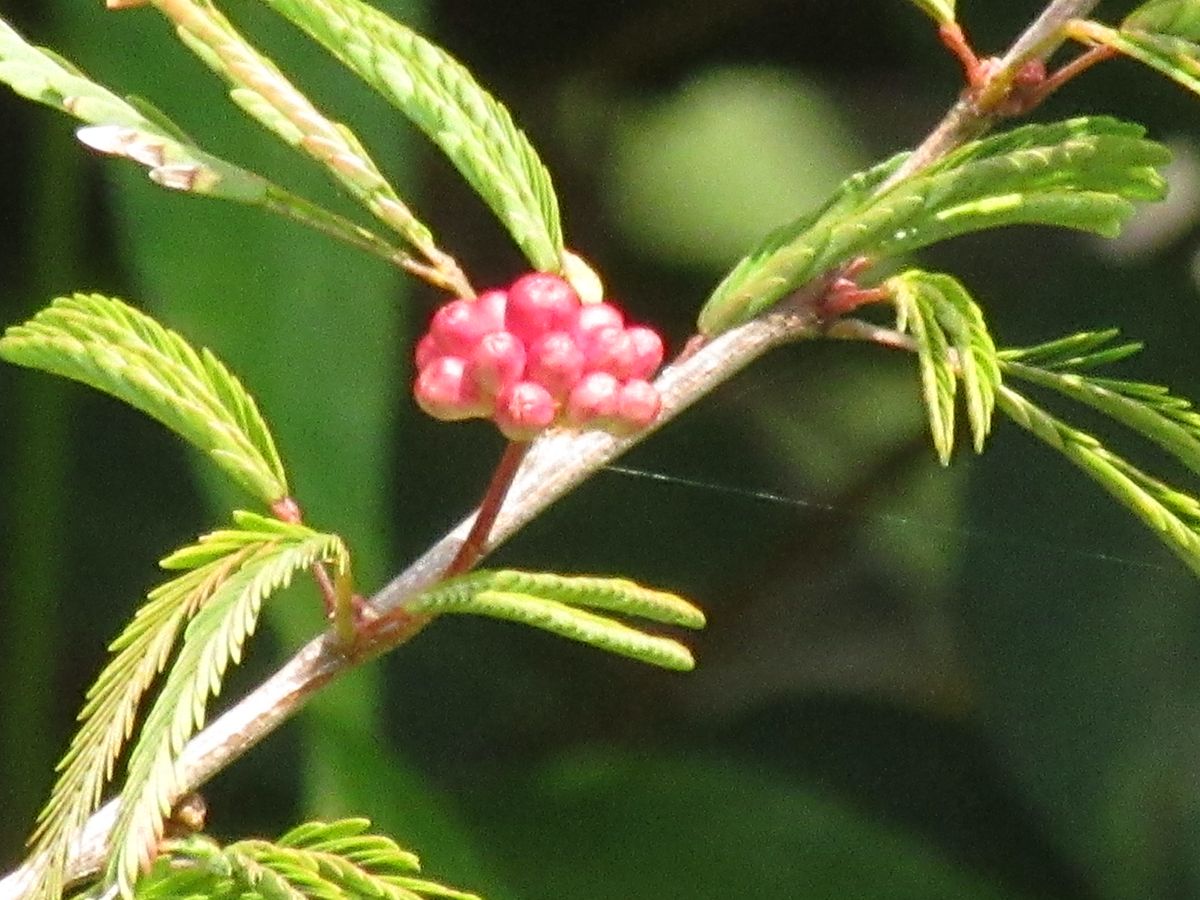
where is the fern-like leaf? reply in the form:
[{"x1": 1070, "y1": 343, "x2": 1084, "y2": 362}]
[
  {"x1": 998, "y1": 385, "x2": 1200, "y2": 576},
  {"x1": 0, "y1": 294, "x2": 289, "y2": 503},
  {"x1": 1070, "y1": 10, "x2": 1200, "y2": 98},
  {"x1": 254, "y1": 0, "x2": 565, "y2": 271},
  {"x1": 409, "y1": 571, "x2": 705, "y2": 672},
  {"x1": 999, "y1": 329, "x2": 1144, "y2": 371},
  {"x1": 0, "y1": 14, "x2": 415, "y2": 267},
  {"x1": 0, "y1": 16, "x2": 240, "y2": 196},
  {"x1": 130, "y1": 821, "x2": 481, "y2": 899},
  {"x1": 23, "y1": 550, "x2": 251, "y2": 900},
  {"x1": 889, "y1": 270, "x2": 1001, "y2": 463},
  {"x1": 104, "y1": 528, "x2": 349, "y2": 898},
  {"x1": 143, "y1": 0, "x2": 446, "y2": 270},
  {"x1": 23, "y1": 512, "x2": 325, "y2": 900},
  {"x1": 1001, "y1": 333, "x2": 1200, "y2": 479},
  {"x1": 698, "y1": 117, "x2": 1170, "y2": 335}
]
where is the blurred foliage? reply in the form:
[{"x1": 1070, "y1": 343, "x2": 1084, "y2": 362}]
[{"x1": 3, "y1": 1, "x2": 1200, "y2": 899}]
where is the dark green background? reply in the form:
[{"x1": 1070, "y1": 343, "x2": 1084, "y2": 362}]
[{"x1": 3, "y1": 1, "x2": 1200, "y2": 897}]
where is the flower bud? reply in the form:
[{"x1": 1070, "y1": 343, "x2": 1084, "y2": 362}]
[
  {"x1": 624, "y1": 326, "x2": 665, "y2": 380},
  {"x1": 614, "y1": 379, "x2": 661, "y2": 432},
  {"x1": 526, "y1": 331, "x2": 587, "y2": 400},
  {"x1": 583, "y1": 325, "x2": 638, "y2": 380},
  {"x1": 494, "y1": 381, "x2": 557, "y2": 441},
  {"x1": 467, "y1": 330, "x2": 526, "y2": 398},
  {"x1": 572, "y1": 302, "x2": 625, "y2": 349},
  {"x1": 431, "y1": 298, "x2": 500, "y2": 357},
  {"x1": 415, "y1": 333, "x2": 447, "y2": 372},
  {"x1": 475, "y1": 289, "x2": 508, "y2": 332},
  {"x1": 565, "y1": 372, "x2": 621, "y2": 427},
  {"x1": 505, "y1": 273, "x2": 580, "y2": 342},
  {"x1": 414, "y1": 356, "x2": 484, "y2": 421}
]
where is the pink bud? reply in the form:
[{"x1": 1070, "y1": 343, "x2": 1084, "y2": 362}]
[
  {"x1": 494, "y1": 381, "x2": 557, "y2": 441},
  {"x1": 475, "y1": 289, "x2": 508, "y2": 332},
  {"x1": 526, "y1": 331, "x2": 586, "y2": 400},
  {"x1": 431, "y1": 298, "x2": 500, "y2": 357},
  {"x1": 505, "y1": 273, "x2": 580, "y2": 343},
  {"x1": 583, "y1": 325, "x2": 638, "y2": 380},
  {"x1": 572, "y1": 302, "x2": 625, "y2": 348},
  {"x1": 414, "y1": 357, "x2": 485, "y2": 421},
  {"x1": 467, "y1": 330, "x2": 526, "y2": 398},
  {"x1": 625, "y1": 326, "x2": 665, "y2": 380},
  {"x1": 614, "y1": 379, "x2": 661, "y2": 432},
  {"x1": 414, "y1": 333, "x2": 443, "y2": 371},
  {"x1": 565, "y1": 372, "x2": 621, "y2": 427}
]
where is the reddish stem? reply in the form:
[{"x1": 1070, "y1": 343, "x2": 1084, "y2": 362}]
[
  {"x1": 939, "y1": 22, "x2": 986, "y2": 87},
  {"x1": 270, "y1": 495, "x2": 353, "y2": 638},
  {"x1": 350, "y1": 440, "x2": 532, "y2": 657},
  {"x1": 445, "y1": 440, "x2": 531, "y2": 577},
  {"x1": 1034, "y1": 44, "x2": 1118, "y2": 103}
]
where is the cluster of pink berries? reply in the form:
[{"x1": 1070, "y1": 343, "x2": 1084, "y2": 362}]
[{"x1": 414, "y1": 273, "x2": 665, "y2": 441}]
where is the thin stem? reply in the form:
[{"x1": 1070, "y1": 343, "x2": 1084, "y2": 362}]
[
  {"x1": 1035, "y1": 43, "x2": 1119, "y2": 103},
  {"x1": 0, "y1": 1, "x2": 1110, "y2": 894},
  {"x1": 881, "y1": 0, "x2": 1103, "y2": 191},
  {"x1": 938, "y1": 22, "x2": 985, "y2": 86},
  {"x1": 445, "y1": 441, "x2": 531, "y2": 577}
]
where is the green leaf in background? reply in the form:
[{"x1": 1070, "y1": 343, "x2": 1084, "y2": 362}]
[
  {"x1": 468, "y1": 751, "x2": 1033, "y2": 900},
  {"x1": 0, "y1": 14, "x2": 406, "y2": 265},
  {"x1": 105, "y1": 525, "x2": 350, "y2": 899},
  {"x1": 698, "y1": 117, "x2": 1170, "y2": 335},
  {"x1": 604, "y1": 66, "x2": 875, "y2": 270},
  {"x1": 0, "y1": 294, "x2": 290, "y2": 504},
  {"x1": 1069, "y1": 5, "x2": 1200, "y2": 97},
  {"x1": 254, "y1": 0, "x2": 565, "y2": 272},
  {"x1": 889, "y1": 270, "x2": 1001, "y2": 463},
  {"x1": 410, "y1": 570, "x2": 705, "y2": 672},
  {"x1": 907, "y1": 0, "x2": 957, "y2": 26}
]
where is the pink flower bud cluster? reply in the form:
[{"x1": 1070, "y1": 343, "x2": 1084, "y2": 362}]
[{"x1": 413, "y1": 273, "x2": 665, "y2": 440}]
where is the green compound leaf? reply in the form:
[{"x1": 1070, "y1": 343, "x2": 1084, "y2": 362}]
[
  {"x1": 22, "y1": 512, "x2": 331, "y2": 900},
  {"x1": 698, "y1": 117, "x2": 1170, "y2": 335},
  {"x1": 998, "y1": 386, "x2": 1200, "y2": 579},
  {"x1": 254, "y1": 0, "x2": 565, "y2": 272},
  {"x1": 889, "y1": 271, "x2": 1001, "y2": 464},
  {"x1": 0, "y1": 15, "x2": 398, "y2": 259},
  {"x1": 0, "y1": 15, "x2": 246, "y2": 199},
  {"x1": 1125, "y1": 0, "x2": 1200, "y2": 38},
  {"x1": 126, "y1": 822, "x2": 482, "y2": 900},
  {"x1": 1001, "y1": 334, "x2": 1200, "y2": 480},
  {"x1": 23, "y1": 551, "x2": 252, "y2": 900},
  {"x1": 105, "y1": 526, "x2": 350, "y2": 899},
  {"x1": 147, "y1": 0, "x2": 447, "y2": 272},
  {"x1": 907, "y1": 0, "x2": 957, "y2": 25},
  {"x1": 409, "y1": 570, "x2": 706, "y2": 672},
  {"x1": 1070, "y1": 11, "x2": 1200, "y2": 97},
  {"x1": 999, "y1": 328, "x2": 1143, "y2": 371},
  {"x1": 0, "y1": 294, "x2": 289, "y2": 504}
]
